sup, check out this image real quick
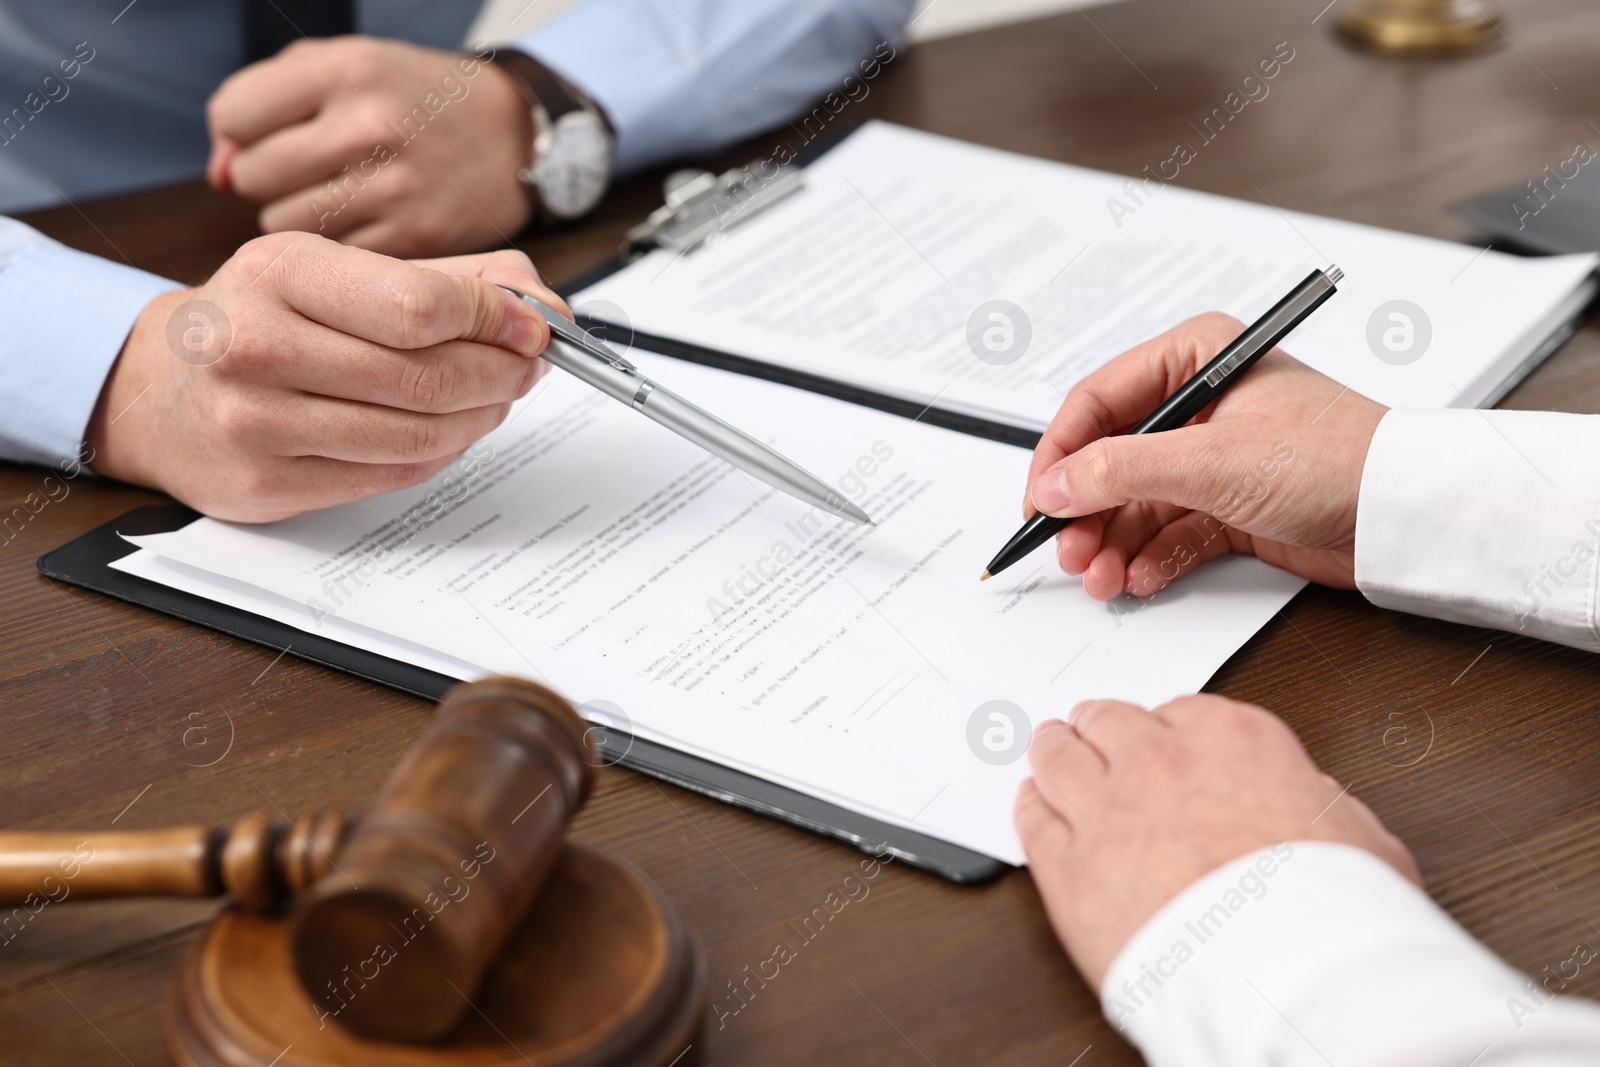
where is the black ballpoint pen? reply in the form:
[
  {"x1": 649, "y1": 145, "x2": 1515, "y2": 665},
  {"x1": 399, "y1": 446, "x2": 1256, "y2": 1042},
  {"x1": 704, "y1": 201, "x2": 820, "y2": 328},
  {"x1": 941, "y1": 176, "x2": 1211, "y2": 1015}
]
[{"x1": 980, "y1": 265, "x2": 1345, "y2": 581}]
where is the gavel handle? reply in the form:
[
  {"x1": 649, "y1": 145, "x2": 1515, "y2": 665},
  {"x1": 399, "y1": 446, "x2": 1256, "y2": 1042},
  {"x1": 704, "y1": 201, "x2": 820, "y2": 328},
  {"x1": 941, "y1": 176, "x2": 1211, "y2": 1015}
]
[{"x1": 0, "y1": 810, "x2": 353, "y2": 913}]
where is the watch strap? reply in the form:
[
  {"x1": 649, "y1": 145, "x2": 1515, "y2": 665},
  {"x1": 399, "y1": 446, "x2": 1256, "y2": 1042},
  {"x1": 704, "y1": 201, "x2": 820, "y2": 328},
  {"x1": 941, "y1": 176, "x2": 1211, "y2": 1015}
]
[{"x1": 489, "y1": 49, "x2": 586, "y2": 123}]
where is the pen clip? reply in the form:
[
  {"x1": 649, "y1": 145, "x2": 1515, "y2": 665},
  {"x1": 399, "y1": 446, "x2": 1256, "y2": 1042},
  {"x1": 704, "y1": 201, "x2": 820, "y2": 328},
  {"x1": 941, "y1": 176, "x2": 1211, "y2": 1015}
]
[
  {"x1": 1200, "y1": 265, "x2": 1342, "y2": 388},
  {"x1": 507, "y1": 289, "x2": 638, "y2": 372},
  {"x1": 1202, "y1": 351, "x2": 1248, "y2": 388}
]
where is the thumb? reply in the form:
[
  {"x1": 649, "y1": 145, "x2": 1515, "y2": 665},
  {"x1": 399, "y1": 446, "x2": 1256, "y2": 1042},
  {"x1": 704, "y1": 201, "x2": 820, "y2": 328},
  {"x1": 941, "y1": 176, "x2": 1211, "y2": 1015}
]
[
  {"x1": 410, "y1": 250, "x2": 572, "y2": 320},
  {"x1": 430, "y1": 271, "x2": 551, "y2": 358},
  {"x1": 1030, "y1": 428, "x2": 1238, "y2": 518}
]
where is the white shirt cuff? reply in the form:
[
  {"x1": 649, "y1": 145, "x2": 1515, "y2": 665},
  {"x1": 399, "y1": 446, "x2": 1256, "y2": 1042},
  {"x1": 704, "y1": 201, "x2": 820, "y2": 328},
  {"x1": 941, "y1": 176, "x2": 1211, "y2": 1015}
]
[
  {"x1": 1102, "y1": 841, "x2": 1600, "y2": 1067},
  {"x1": 1355, "y1": 407, "x2": 1600, "y2": 652}
]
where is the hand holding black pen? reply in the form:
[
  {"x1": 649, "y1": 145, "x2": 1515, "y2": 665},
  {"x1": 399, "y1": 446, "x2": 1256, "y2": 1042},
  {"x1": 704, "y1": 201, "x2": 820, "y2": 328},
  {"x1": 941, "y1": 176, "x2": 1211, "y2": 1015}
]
[{"x1": 982, "y1": 266, "x2": 1347, "y2": 583}]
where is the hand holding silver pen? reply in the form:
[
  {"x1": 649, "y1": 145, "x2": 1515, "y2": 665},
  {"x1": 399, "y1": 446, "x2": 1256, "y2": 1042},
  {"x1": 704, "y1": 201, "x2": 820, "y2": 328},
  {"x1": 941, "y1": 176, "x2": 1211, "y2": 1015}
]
[{"x1": 503, "y1": 288, "x2": 873, "y2": 526}]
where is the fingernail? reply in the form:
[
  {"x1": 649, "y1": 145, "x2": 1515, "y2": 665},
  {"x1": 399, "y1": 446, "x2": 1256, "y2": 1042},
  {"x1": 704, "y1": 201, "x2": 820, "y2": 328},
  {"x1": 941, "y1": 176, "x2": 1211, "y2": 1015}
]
[
  {"x1": 500, "y1": 312, "x2": 541, "y2": 355},
  {"x1": 1065, "y1": 700, "x2": 1094, "y2": 725},
  {"x1": 1031, "y1": 469, "x2": 1070, "y2": 514},
  {"x1": 1034, "y1": 718, "x2": 1068, "y2": 736},
  {"x1": 1129, "y1": 566, "x2": 1163, "y2": 597}
]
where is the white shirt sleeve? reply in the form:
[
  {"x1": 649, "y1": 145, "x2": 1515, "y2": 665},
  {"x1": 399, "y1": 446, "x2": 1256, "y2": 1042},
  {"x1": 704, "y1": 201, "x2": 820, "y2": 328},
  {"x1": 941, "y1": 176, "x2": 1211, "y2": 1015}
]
[
  {"x1": 1103, "y1": 842, "x2": 1600, "y2": 1067},
  {"x1": 1355, "y1": 407, "x2": 1600, "y2": 652},
  {"x1": 0, "y1": 217, "x2": 180, "y2": 468}
]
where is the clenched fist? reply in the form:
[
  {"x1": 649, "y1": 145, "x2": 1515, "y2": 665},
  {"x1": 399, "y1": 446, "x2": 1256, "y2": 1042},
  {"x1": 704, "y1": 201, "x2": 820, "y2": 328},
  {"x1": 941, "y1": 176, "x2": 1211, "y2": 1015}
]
[{"x1": 207, "y1": 38, "x2": 533, "y2": 256}]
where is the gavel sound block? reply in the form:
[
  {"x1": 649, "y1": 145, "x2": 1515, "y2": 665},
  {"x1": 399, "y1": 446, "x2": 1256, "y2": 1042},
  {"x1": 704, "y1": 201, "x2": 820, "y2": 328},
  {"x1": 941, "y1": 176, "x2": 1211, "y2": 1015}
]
[{"x1": 0, "y1": 677, "x2": 706, "y2": 1067}]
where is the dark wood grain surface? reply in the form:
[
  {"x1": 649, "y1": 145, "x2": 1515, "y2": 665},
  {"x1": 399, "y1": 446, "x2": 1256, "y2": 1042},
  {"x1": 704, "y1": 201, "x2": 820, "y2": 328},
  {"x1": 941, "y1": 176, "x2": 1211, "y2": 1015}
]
[{"x1": 5, "y1": 0, "x2": 1600, "y2": 1063}]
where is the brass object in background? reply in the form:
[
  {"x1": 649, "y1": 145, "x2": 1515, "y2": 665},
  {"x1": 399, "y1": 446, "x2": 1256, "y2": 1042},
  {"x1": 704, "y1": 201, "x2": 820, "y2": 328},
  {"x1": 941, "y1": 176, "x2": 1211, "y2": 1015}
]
[{"x1": 1335, "y1": 0, "x2": 1501, "y2": 57}]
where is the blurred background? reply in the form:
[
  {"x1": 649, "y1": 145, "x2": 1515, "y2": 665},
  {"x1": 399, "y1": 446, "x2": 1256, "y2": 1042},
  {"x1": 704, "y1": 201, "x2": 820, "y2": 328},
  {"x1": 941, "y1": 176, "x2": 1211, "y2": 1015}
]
[{"x1": 469, "y1": 0, "x2": 1119, "y2": 45}]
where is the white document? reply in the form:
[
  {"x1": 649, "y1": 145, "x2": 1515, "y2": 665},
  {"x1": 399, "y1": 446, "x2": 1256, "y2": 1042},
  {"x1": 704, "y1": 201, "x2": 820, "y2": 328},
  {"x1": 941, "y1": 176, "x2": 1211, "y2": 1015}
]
[
  {"x1": 115, "y1": 351, "x2": 1304, "y2": 864},
  {"x1": 109, "y1": 124, "x2": 1593, "y2": 864},
  {"x1": 574, "y1": 122, "x2": 1598, "y2": 428}
]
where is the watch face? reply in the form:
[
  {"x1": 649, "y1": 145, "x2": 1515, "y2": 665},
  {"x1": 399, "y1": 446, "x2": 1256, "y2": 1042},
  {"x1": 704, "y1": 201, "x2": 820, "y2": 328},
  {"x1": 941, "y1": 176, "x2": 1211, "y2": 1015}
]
[{"x1": 535, "y1": 111, "x2": 613, "y2": 220}]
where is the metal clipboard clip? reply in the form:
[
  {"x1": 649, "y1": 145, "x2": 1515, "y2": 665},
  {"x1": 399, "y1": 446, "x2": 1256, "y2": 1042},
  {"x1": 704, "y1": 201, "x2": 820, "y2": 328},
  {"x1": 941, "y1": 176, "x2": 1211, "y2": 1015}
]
[{"x1": 624, "y1": 161, "x2": 805, "y2": 258}]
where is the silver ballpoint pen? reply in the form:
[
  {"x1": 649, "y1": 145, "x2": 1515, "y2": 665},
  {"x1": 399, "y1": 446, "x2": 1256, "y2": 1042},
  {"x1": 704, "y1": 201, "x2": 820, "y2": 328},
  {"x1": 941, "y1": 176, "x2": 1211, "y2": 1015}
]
[{"x1": 504, "y1": 289, "x2": 874, "y2": 526}]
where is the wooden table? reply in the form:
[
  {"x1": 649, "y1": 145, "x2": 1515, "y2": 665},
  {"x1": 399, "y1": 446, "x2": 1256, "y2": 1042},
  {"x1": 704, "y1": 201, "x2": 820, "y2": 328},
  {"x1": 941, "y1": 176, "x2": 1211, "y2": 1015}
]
[{"x1": 6, "y1": 0, "x2": 1600, "y2": 1062}]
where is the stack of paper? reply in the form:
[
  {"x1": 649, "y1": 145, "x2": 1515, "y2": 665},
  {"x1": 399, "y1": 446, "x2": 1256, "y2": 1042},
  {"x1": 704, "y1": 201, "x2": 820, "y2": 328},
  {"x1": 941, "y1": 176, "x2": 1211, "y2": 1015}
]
[
  {"x1": 576, "y1": 122, "x2": 1597, "y2": 425},
  {"x1": 113, "y1": 123, "x2": 1596, "y2": 865},
  {"x1": 116, "y1": 353, "x2": 1308, "y2": 864}
]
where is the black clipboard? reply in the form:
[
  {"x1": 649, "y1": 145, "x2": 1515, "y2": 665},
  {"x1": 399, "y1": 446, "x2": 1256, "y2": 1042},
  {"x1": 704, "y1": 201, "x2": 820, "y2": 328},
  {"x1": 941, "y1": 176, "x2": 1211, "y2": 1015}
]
[
  {"x1": 39, "y1": 127, "x2": 1027, "y2": 885},
  {"x1": 39, "y1": 504, "x2": 1004, "y2": 883},
  {"x1": 565, "y1": 277, "x2": 1041, "y2": 451}
]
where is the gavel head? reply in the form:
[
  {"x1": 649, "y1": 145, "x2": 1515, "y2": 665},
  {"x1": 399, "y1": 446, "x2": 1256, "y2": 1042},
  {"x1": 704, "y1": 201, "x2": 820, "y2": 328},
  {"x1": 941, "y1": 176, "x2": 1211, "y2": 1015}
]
[{"x1": 289, "y1": 676, "x2": 596, "y2": 1043}]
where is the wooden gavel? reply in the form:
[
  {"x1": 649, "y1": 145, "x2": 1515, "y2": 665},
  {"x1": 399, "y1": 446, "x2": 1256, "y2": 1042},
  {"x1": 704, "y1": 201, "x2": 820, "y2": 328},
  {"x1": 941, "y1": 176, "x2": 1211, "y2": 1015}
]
[{"x1": 0, "y1": 677, "x2": 594, "y2": 1044}]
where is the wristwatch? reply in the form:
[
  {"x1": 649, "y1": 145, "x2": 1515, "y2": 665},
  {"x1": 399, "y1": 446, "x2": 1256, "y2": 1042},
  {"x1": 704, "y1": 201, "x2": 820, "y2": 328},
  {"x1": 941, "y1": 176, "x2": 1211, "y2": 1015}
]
[{"x1": 490, "y1": 50, "x2": 615, "y2": 222}]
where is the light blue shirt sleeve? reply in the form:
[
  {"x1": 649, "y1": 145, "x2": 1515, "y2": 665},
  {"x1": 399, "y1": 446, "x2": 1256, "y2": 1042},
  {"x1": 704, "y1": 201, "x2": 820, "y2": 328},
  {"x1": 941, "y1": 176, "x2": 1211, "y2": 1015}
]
[
  {"x1": 0, "y1": 0, "x2": 914, "y2": 468},
  {"x1": 0, "y1": 217, "x2": 181, "y2": 468},
  {"x1": 518, "y1": 0, "x2": 916, "y2": 175}
]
